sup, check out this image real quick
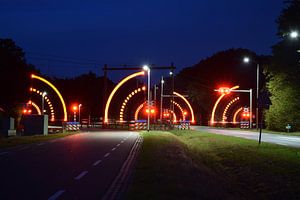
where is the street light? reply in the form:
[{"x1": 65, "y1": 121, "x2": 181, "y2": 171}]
[
  {"x1": 79, "y1": 104, "x2": 82, "y2": 123},
  {"x1": 143, "y1": 65, "x2": 151, "y2": 131},
  {"x1": 42, "y1": 92, "x2": 47, "y2": 114},
  {"x1": 160, "y1": 77, "x2": 164, "y2": 123},
  {"x1": 72, "y1": 105, "x2": 78, "y2": 122},
  {"x1": 243, "y1": 57, "x2": 259, "y2": 129},
  {"x1": 290, "y1": 31, "x2": 299, "y2": 39}
]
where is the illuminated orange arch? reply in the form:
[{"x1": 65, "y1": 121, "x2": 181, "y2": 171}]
[
  {"x1": 233, "y1": 107, "x2": 243, "y2": 124},
  {"x1": 171, "y1": 100, "x2": 185, "y2": 120},
  {"x1": 28, "y1": 100, "x2": 41, "y2": 115},
  {"x1": 30, "y1": 87, "x2": 55, "y2": 121},
  {"x1": 210, "y1": 85, "x2": 239, "y2": 125},
  {"x1": 134, "y1": 101, "x2": 147, "y2": 121},
  {"x1": 31, "y1": 74, "x2": 67, "y2": 121},
  {"x1": 105, "y1": 71, "x2": 145, "y2": 123},
  {"x1": 173, "y1": 92, "x2": 195, "y2": 123},
  {"x1": 119, "y1": 86, "x2": 146, "y2": 122},
  {"x1": 222, "y1": 97, "x2": 240, "y2": 122}
]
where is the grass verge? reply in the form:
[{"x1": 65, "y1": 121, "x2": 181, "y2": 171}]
[
  {"x1": 127, "y1": 130, "x2": 300, "y2": 199},
  {"x1": 0, "y1": 132, "x2": 76, "y2": 149}
]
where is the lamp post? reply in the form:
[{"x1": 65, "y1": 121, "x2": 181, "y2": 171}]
[
  {"x1": 143, "y1": 65, "x2": 151, "y2": 132},
  {"x1": 72, "y1": 105, "x2": 78, "y2": 122},
  {"x1": 160, "y1": 77, "x2": 164, "y2": 123},
  {"x1": 79, "y1": 104, "x2": 82, "y2": 123},
  {"x1": 42, "y1": 92, "x2": 47, "y2": 114},
  {"x1": 243, "y1": 57, "x2": 259, "y2": 129}
]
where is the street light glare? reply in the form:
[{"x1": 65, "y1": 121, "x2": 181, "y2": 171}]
[
  {"x1": 143, "y1": 65, "x2": 149, "y2": 71},
  {"x1": 290, "y1": 31, "x2": 299, "y2": 39},
  {"x1": 243, "y1": 57, "x2": 250, "y2": 63}
]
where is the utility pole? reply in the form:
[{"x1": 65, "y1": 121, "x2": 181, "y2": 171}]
[
  {"x1": 102, "y1": 64, "x2": 107, "y2": 128},
  {"x1": 160, "y1": 77, "x2": 164, "y2": 124}
]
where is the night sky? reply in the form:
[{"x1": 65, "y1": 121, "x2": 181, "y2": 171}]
[{"x1": 0, "y1": 0, "x2": 283, "y2": 82}]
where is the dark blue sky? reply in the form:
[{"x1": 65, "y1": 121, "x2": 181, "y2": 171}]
[{"x1": 1, "y1": 0, "x2": 284, "y2": 81}]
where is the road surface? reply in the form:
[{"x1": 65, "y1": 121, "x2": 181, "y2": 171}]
[
  {"x1": 0, "y1": 131, "x2": 139, "y2": 200},
  {"x1": 192, "y1": 126, "x2": 300, "y2": 148}
]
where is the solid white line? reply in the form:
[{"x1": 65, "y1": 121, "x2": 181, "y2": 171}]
[
  {"x1": 0, "y1": 151, "x2": 9, "y2": 156},
  {"x1": 48, "y1": 190, "x2": 65, "y2": 200},
  {"x1": 37, "y1": 143, "x2": 45, "y2": 146},
  {"x1": 111, "y1": 148, "x2": 116, "y2": 151},
  {"x1": 93, "y1": 160, "x2": 102, "y2": 166},
  {"x1": 74, "y1": 171, "x2": 88, "y2": 180},
  {"x1": 117, "y1": 144, "x2": 120, "y2": 147},
  {"x1": 104, "y1": 153, "x2": 110, "y2": 157}
]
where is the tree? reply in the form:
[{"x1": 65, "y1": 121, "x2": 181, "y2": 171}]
[
  {"x1": 0, "y1": 39, "x2": 37, "y2": 116},
  {"x1": 265, "y1": 0, "x2": 300, "y2": 131}
]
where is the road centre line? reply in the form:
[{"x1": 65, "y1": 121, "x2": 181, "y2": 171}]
[
  {"x1": 121, "y1": 141, "x2": 124, "y2": 143},
  {"x1": 18, "y1": 146, "x2": 29, "y2": 151},
  {"x1": 37, "y1": 143, "x2": 45, "y2": 146},
  {"x1": 74, "y1": 171, "x2": 88, "y2": 180},
  {"x1": 104, "y1": 153, "x2": 110, "y2": 157},
  {"x1": 111, "y1": 147, "x2": 116, "y2": 151},
  {"x1": 117, "y1": 144, "x2": 120, "y2": 146},
  {"x1": 48, "y1": 189, "x2": 65, "y2": 200},
  {"x1": 93, "y1": 160, "x2": 102, "y2": 166}
]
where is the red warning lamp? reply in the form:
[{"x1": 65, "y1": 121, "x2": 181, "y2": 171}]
[
  {"x1": 218, "y1": 87, "x2": 231, "y2": 95},
  {"x1": 72, "y1": 105, "x2": 78, "y2": 112}
]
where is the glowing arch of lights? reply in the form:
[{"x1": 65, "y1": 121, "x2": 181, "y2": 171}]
[
  {"x1": 105, "y1": 71, "x2": 145, "y2": 123},
  {"x1": 119, "y1": 86, "x2": 146, "y2": 122},
  {"x1": 222, "y1": 97, "x2": 240, "y2": 122},
  {"x1": 233, "y1": 107, "x2": 243, "y2": 124},
  {"x1": 171, "y1": 100, "x2": 185, "y2": 120},
  {"x1": 30, "y1": 87, "x2": 55, "y2": 121},
  {"x1": 169, "y1": 109, "x2": 177, "y2": 123},
  {"x1": 173, "y1": 92, "x2": 195, "y2": 123},
  {"x1": 210, "y1": 85, "x2": 239, "y2": 125},
  {"x1": 134, "y1": 101, "x2": 147, "y2": 121},
  {"x1": 31, "y1": 74, "x2": 67, "y2": 121},
  {"x1": 28, "y1": 100, "x2": 41, "y2": 115}
]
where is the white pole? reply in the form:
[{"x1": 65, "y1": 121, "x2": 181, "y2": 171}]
[
  {"x1": 160, "y1": 77, "x2": 164, "y2": 123},
  {"x1": 250, "y1": 89, "x2": 253, "y2": 129},
  {"x1": 256, "y1": 64, "x2": 259, "y2": 130},
  {"x1": 147, "y1": 69, "x2": 151, "y2": 131}
]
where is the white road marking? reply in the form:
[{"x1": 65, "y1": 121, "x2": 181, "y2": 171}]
[
  {"x1": 0, "y1": 151, "x2": 9, "y2": 156},
  {"x1": 116, "y1": 144, "x2": 120, "y2": 147},
  {"x1": 74, "y1": 171, "x2": 88, "y2": 180},
  {"x1": 37, "y1": 143, "x2": 45, "y2": 146},
  {"x1": 18, "y1": 146, "x2": 29, "y2": 151},
  {"x1": 93, "y1": 160, "x2": 102, "y2": 166},
  {"x1": 50, "y1": 140, "x2": 57, "y2": 143},
  {"x1": 111, "y1": 147, "x2": 116, "y2": 151},
  {"x1": 48, "y1": 190, "x2": 65, "y2": 200},
  {"x1": 121, "y1": 141, "x2": 124, "y2": 143},
  {"x1": 104, "y1": 153, "x2": 110, "y2": 157}
]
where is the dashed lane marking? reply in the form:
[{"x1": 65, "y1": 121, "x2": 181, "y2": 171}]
[
  {"x1": 104, "y1": 153, "x2": 110, "y2": 157},
  {"x1": 111, "y1": 147, "x2": 116, "y2": 151},
  {"x1": 121, "y1": 141, "x2": 124, "y2": 143},
  {"x1": 93, "y1": 160, "x2": 102, "y2": 166},
  {"x1": 74, "y1": 171, "x2": 88, "y2": 180},
  {"x1": 18, "y1": 146, "x2": 29, "y2": 151},
  {"x1": 37, "y1": 143, "x2": 45, "y2": 146},
  {"x1": 0, "y1": 151, "x2": 9, "y2": 156},
  {"x1": 48, "y1": 190, "x2": 65, "y2": 200},
  {"x1": 117, "y1": 144, "x2": 120, "y2": 147}
]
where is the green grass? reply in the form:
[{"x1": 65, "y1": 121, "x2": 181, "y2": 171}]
[
  {"x1": 0, "y1": 132, "x2": 76, "y2": 149},
  {"x1": 206, "y1": 126, "x2": 300, "y2": 136},
  {"x1": 127, "y1": 130, "x2": 300, "y2": 199}
]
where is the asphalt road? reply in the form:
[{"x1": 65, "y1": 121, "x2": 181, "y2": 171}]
[
  {"x1": 192, "y1": 126, "x2": 300, "y2": 148},
  {"x1": 0, "y1": 131, "x2": 139, "y2": 200}
]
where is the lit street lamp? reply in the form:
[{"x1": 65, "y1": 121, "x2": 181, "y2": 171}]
[
  {"x1": 243, "y1": 57, "x2": 259, "y2": 129},
  {"x1": 160, "y1": 77, "x2": 164, "y2": 123},
  {"x1": 79, "y1": 104, "x2": 82, "y2": 123},
  {"x1": 42, "y1": 92, "x2": 47, "y2": 114},
  {"x1": 143, "y1": 65, "x2": 151, "y2": 131},
  {"x1": 290, "y1": 31, "x2": 299, "y2": 39}
]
